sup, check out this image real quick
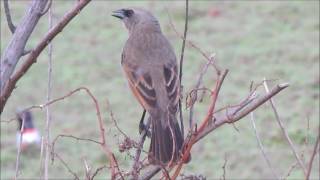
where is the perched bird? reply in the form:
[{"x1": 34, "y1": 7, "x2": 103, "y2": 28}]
[
  {"x1": 16, "y1": 109, "x2": 40, "y2": 150},
  {"x1": 112, "y1": 8, "x2": 184, "y2": 165}
]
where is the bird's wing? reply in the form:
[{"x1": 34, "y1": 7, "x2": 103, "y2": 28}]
[
  {"x1": 122, "y1": 61, "x2": 157, "y2": 110},
  {"x1": 163, "y1": 63, "x2": 180, "y2": 113}
]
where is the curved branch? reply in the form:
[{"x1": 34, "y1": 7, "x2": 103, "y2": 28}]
[
  {"x1": 3, "y1": 0, "x2": 16, "y2": 33},
  {"x1": 0, "y1": 0, "x2": 92, "y2": 113}
]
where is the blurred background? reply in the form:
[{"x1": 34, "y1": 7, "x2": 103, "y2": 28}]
[{"x1": 1, "y1": 1, "x2": 319, "y2": 179}]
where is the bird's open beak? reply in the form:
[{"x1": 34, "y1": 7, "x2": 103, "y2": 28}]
[{"x1": 112, "y1": 9, "x2": 125, "y2": 19}]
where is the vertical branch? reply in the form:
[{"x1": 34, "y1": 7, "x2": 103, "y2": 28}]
[
  {"x1": 14, "y1": 115, "x2": 25, "y2": 180},
  {"x1": 305, "y1": 133, "x2": 319, "y2": 180},
  {"x1": 44, "y1": 6, "x2": 53, "y2": 180},
  {"x1": 263, "y1": 79, "x2": 307, "y2": 175},
  {"x1": 178, "y1": 0, "x2": 189, "y2": 138},
  {"x1": 250, "y1": 112, "x2": 279, "y2": 179}
]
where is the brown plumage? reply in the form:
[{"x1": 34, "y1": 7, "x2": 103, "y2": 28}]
[{"x1": 112, "y1": 8, "x2": 183, "y2": 165}]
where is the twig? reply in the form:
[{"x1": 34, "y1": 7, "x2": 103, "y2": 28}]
[
  {"x1": 263, "y1": 79, "x2": 307, "y2": 175},
  {"x1": 39, "y1": 136, "x2": 45, "y2": 179},
  {"x1": 166, "y1": 10, "x2": 220, "y2": 75},
  {"x1": 178, "y1": 0, "x2": 189, "y2": 139},
  {"x1": 91, "y1": 165, "x2": 107, "y2": 180},
  {"x1": 140, "y1": 166, "x2": 161, "y2": 180},
  {"x1": 53, "y1": 152, "x2": 80, "y2": 180},
  {"x1": 171, "y1": 70, "x2": 228, "y2": 180},
  {"x1": 14, "y1": 115, "x2": 25, "y2": 180},
  {"x1": 44, "y1": 6, "x2": 53, "y2": 179},
  {"x1": 221, "y1": 154, "x2": 227, "y2": 180},
  {"x1": 3, "y1": 0, "x2": 16, "y2": 33},
  {"x1": 195, "y1": 83, "x2": 289, "y2": 143},
  {"x1": 250, "y1": 112, "x2": 279, "y2": 179},
  {"x1": 52, "y1": 134, "x2": 102, "y2": 152},
  {"x1": 188, "y1": 54, "x2": 216, "y2": 128},
  {"x1": 305, "y1": 133, "x2": 320, "y2": 180},
  {"x1": 131, "y1": 118, "x2": 150, "y2": 179},
  {"x1": 40, "y1": 0, "x2": 53, "y2": 16},
  {"x1": 283, "y1": 161, "x2": 298, "y2": 179},
  {"x1": 106, "y1": 100, "x2": 128, "y2": 138},
  {"x1": 0, "y1": 0, "x2": 92, "y2": 113}
]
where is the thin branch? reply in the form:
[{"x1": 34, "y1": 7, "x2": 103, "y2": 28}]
[
  {"x1": 14, "y1": 115, "x2": 25, "y2": 180},
  {"x1": 188, "y1": 54, "x2": 216, "y2": 128},
  {"x1": 221, "y1": 154, "x2": 227, "y2": 180},
  {"x1": 40, "y1": 0, "x2": 53, "y2": 16},
  {"x1": 166, "y1": 10, "x2": 220, "y2": 75},
  {"x1": 53, "y1": 152, "x2": 80, "y2": 180},
  {"x1": 178, "y1": 0, "x2": 189, "y2": 139},
  {"x1": 171, "y1": 70, "x2": 228, "y2": 180},
  {"x1": 263, "y1": 79, "x2": 307, "y2": 175},
  {"x1": 305, "y1": 133, "x2": 320, "y2": 180},
  {"x1": 44, "y1": 6, "x2": 53, "y2": 179},
  {"x1": 0, "y1": 0, "x2": 92, "y2": 113},
  {"x1": 250, "y1": 112, "x2": 279, "y2": 179},
  {"x1": 140, "y1": 166, "x2": 161, "y2": 180},
  {"x1": 91, "y1": 165, "x2": 107, "y2": 180},
  {"x1": 3, "y1": 0, "x2": 16, "y2": 33},
  {"x1": 131, "y1": 118, "x2": 150, "y2": 179},
  {"x1": 195, "y1": 83, "x2": 289, "y2": 143}
]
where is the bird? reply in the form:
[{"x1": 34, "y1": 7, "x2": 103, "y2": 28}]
[
  {"x1": 112, "y1": 8, "x2": 184, "y2": 165},
  {"x1": 16, "y1": 109, "x2": 40, "y2": 151}
]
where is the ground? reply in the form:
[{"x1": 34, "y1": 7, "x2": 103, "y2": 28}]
[{"x1": 1, "y1": 1, "x2": 319, "y2": 179}]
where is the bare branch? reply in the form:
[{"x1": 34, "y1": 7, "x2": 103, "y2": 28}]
[
  {"x1": 263, "y1": 79, "x2": 307, "y2": 175},
  {"x1": 305, "y1": 134, "x2": 320, "y2": 180},
  {"x1": 14, "y1": 115, "x2": 25, "y2": 180},
  {"x1": 250, "y1": 112, "x2": 279, "y2": 179},
  {"x1": 53, "y1": 152, "x2": 80, "y2": 180},
  {"x1": 195, "y1": 83, "x2": 289, "y2": 143},
  {"x1": 130, "y1": 118, "x2": 150, "y2": 179},
  {"x1": 3, "y1": 0, "x2": 16, "y2": 33},
  {"x1": 0, "y1": 0, "x2": 92, "y2": 113},
  {"x1": 178, "y1": 0, "x2": 189, "y2": 139},
  {"x1": 188, "y1": 54, "x2": 216, "y2": 128},
  {"x1": 40, "y1": 0, "x2": 53, "y2": 16},
  {"x1": 44, "y1": 6, "x2": 54, "y2": 179},
  {"x1": 1, "y1": 0, "x2": 49, "y2": 93}
]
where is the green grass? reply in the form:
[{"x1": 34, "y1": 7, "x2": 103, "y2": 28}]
[{"x1": 1, "y1": 1, "x2": 319, "y2": 179}]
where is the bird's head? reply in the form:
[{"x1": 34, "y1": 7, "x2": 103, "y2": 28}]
[{"x1": 112, "y1": 8, "x2": 161, "y2": 33}]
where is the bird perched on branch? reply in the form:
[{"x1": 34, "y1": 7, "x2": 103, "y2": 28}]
[
  {"x1": 112, "y1": 8, "x2": 184, "y2": 165},
  {"x1": 16, "y1": 109, "x2": 40, "y2": 151}
]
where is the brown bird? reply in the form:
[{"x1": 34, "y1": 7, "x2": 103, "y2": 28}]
[{"x1": 112, "y1": 8, "x2": 183, "y2": 165}]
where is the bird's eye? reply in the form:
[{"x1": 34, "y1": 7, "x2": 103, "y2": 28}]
[{"x1": 124, "y1": 9, "x2": 134, "y2": 17}]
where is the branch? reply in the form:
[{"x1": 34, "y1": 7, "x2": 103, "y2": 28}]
[
  {"x1": 1, "y1": 0, "x2": 49, "y2": 92},
  {"x1": 178, "y1": 0, "x2": 189, "y2": 139},
  {"x1": 44, "y1": 6, "x2": 54, "y2": 179},
  {"x1": 0, "y1": 0, "x2": 92, "y2": 113},
  {"x1": 14, "y1": 115, "x2": 25, "y2": 180},
  {"x1": 195, "y1": 83, "x2": 289, "y2": 142},
  {"x1": 3, "y1": 0, "x2": 16, "y2": 33},
  {"x1": 250, "y1": 112, "x2": 279, "y2": 179},
  {"x1": 188, "y1": 55, "x2": 216, "y2": 128},
  {"x1": 263, "y1": 80, "x2": 307, "y2": 175},
  {"x1": 305, "y1": 133, "x2": 319, "y2": 180},
  {"x1": 130, "y1": 118, "x2": 150, "y2": 179}
]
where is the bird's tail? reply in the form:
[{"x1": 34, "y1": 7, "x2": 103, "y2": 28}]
[{"x1": 148, "y1": 113, "x2": 183, "y2": 165}]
